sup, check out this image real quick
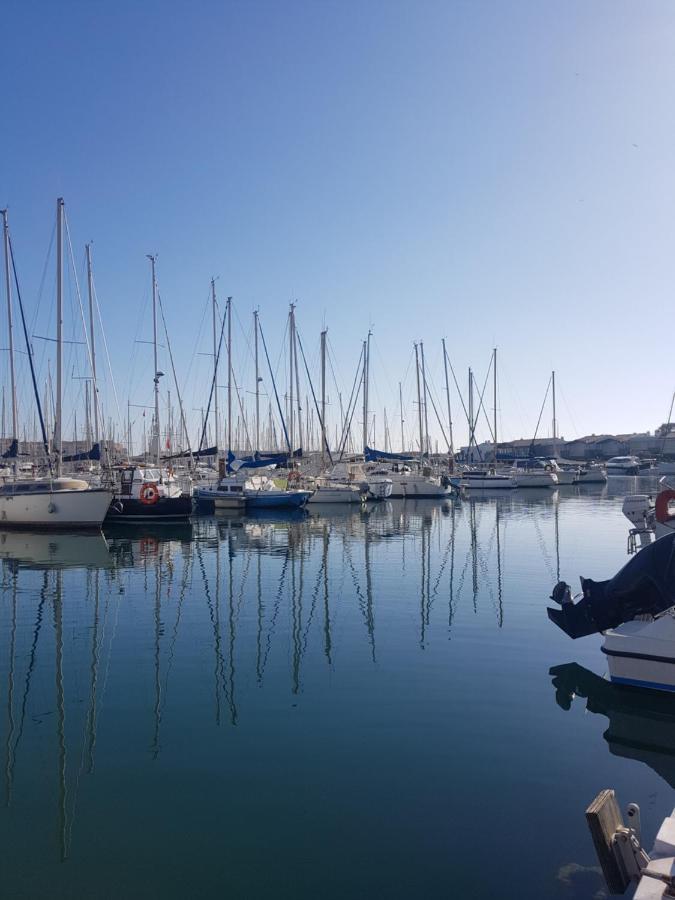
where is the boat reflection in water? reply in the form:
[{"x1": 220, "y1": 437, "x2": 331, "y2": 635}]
[
  {"x1": 550, "y1": 662, "x2": 675, "y2": 788},
  {"x1": 0, "y1": 529, "x2": 113, "y2": 570}
]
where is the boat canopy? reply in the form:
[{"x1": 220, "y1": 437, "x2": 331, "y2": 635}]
[{"x1": 547, "y1": 532, "x2": 675, "y2": 639}]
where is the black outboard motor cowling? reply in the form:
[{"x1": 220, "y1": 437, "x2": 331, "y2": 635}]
[{"x1": 547, "y1": 531, "x2": 675, "y2": 639}]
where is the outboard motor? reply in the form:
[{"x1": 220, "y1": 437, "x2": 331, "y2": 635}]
[{"x1": 547, "y1": 531, "x2": 675, "y2": 638}]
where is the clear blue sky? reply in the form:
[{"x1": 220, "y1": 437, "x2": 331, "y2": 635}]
[{"x1": 2, "y1": 0, "x2": 674, "y2": 452}]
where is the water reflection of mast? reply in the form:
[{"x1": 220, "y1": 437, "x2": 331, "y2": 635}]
[
  {"x1": 197, "y1": 540, "x2": 224, "y2": 724},
  {"x1": 449, "y1": 503, "x2": 457, "y2": 630},
  {"x1": 495, "y1": 501, "x2": 503, "y2": 628},
  {"x1": 4, "y1": 568, "x2": 17, "y2": 806},
  {"x1": 364, "y1": 515, "x2": 375, "y2": 662},
  {"x1": 11, "y1": 571, "x2": 47, "y2": 785},
  {"x1": 323, "y1": 525, "x2": 332, "y2": 665},
  {"x1": 470, "y1": 500, "x2": 478, "y2": 612},
  {"x1": 226, "y1": 528, "x2": 237, "y2": 725},
  {"x1": 255, "y1": 547, "x2": 263, "y2": 683},
  {"x1": 85, "y1": 570, "x2": 100, "y2": 773},
  {"x1": 54, "y1": 569, "x2": 68, "y2": 861},
  {"x1": 152, "y1": 553, "x2": 162, "y2": 759}
]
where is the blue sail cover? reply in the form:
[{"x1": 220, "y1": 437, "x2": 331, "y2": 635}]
[
  {"x1": 165, "y1": 446, "x2": 217, "y2": 460},
  {"x1": 364, "y1": 445, "x2": 414, "y2": 463},
  {"x1": 226, "y1": 450, "x2": 291, "y2": 473},
  {"x1": 62, "y1": 442, "x2": 101, "y2": 462},
  {"x1": 2, "y1": 438, "x2": 18, "y2": 459}
]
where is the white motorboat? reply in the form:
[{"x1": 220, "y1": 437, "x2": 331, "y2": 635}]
[
  {"x1": 548, "y1": 531, "x2": 675, "y2": 694},
  {"x1": 0, "y1": 477, "x2": 113, "y2": 528},
  {"x1": 244, "y1": 474, "x2": 312, "y2": 509},
  {"x1": 602, "y1": 612, "x2": 675, "y2": 693},
  {"x1": 460, "y1": 469, "x2": 516, "y2": 490},
  {"x1": 573, "y1": 463, "x2": 607, "y2": 484},
  {"x1": 606, "y1": 455, "x2": 641, "y2": 475},
  {"x1": 195, "y1": 476, "x2": 246, "y2": 510},
  {"x1": 509, "y1": 458, "x2": 558, "y2": 488},
  {"x1": 547, "y1": 460, "x2": 577, "y2": 485},
  {"x1": 107, "y1": 465, "x2": 192, "y2": 521}
]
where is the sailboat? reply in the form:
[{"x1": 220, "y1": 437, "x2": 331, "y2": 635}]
[
  {"x1": 0, "y1": 201, "x2": 113, "y2": 528},
  {"x1": 106, "y1": 256, "x2": 191, "y2": 521},
  {"x1": 460, "y1": 350, "x2": 516, "y2": 490}
]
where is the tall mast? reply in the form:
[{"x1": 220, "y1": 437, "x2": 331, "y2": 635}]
[
  {"x1": 1, "y1": 209, "x2": 18, "y2": 470},
  {"x1": 211, "y1": 279, "x2": 219, "y2": 453},
  {"x1": 254, "y1": 309, "x2": 260, "y2": 452},
  {"x1": 493, "y1": 347, "x2": 498, "y2": 464},
  {"x1": 85, "y1": 244, "x2": 100, "y2": 446},
  {"x1": 362, "y1": 331, "x2": 371, "y2": 452},
  {"x1": 552, "y1": 370, "x2": 557, "y2": 458},
  {"x1": 288, "y1": 304, "x2": 294, "y2": 453},
  {"x1": 441, "y1": 338, "x2": 454, "y2": 461},
  {"x1": 227, "y1": 296, "x2": 232, "y2": 453},
  {"x1": 399, "y1": 381, "x2": 404, "y2": 452},
  {"x1": 293, "y1": 312, "x2": 303, "y2": 452},
  {"x1": 147, "y1": 254, "x2": 160, "y2": 467},
  {"x1": 414, "y1": 343, "x2": 424, "y2": 459},
  {"x1": 55, "y1": 198, "x2": 64, "y2": 477},
  {"x1": 420, "y1": 341, "x2": 430, "y2": 457},
  {"x1": 320, "y1": 328, "x2": 327, "y2": 465},
  {"x1": 468, "y1": 368, "x2": 474, "y2": 456}
]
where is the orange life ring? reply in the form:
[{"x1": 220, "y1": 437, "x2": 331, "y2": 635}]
[
  {"x1": 140, "y1": 482, "x2": 160, "y2": 505},
  {"x1": 287, "y1": 470, "x2": 300, "y2": 482},
  {"x1": 655, "y1": 489, "x2": 675, "y2": 524}
]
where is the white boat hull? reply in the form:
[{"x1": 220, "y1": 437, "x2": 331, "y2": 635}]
[
  {"x1": 367, "y1": 479, "x2": 393, "y2": 500},
  {"x1": 388, "y1": 476, "x2": 450, "y2": 499},
  {"x1": 603, "y1": 614, "x2": 675, "y2": 692},
  {"x1": 307, "y1": 486, "x2": 363, "y2": 504},
  {"x1": 460, "y1": 475, "x2": 516, "y2": 490},
  {"x1": 512, "y1": 472, "x2": 558, "y2": 488},
  {"x1": 0, "y1": 487, "x2": 113, "y2": 528}
]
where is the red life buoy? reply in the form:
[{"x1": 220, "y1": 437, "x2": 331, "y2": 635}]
[
  {"x1": 655, "y1": 489, "x2": 675, "y2": 524},
  {"x1": 140, "y1": 482, "x2": 160, "y2": 505}
]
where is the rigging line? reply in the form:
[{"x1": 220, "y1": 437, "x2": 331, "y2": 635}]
[
  {"x1": 182, "y1": 287, "x2": 211, "y2": 405},
  {"x1": 231, "y1": 366, "x2": 253, "y2": 452},
  {"x1": 8, "y1": 234, "x2": 51, "y2": 468},
  {"x1": 258, "y1": 319, "x2": 291, "y2": 452},
  {"x1": 64, "y1": 216, "x2": 109, "y2": 450},
  {"x1": 196, "y1": 294, "x2": 227, "y2": 452},
  {"x1": 296, "y1": 329, "x2": 333, "y2": 464},
  {"x1": 337, "y1": 344, "x2": 365, "y2": 459},
  {"x1": 528, "y1": 374, "x2": 553, "y2": 454},
  {"x1": 473, "y1": 353, "x2": 495, "y2": 443},
  {"x1": 91, "y1": 279, "x2": 123, "y2": 433},
  {"x1": 662, "y1": 389, "x2": 675, "y2": 456},
  {"x1": 29, "y1": 218, "x2": 56, "y2": 339},
  {"x1": 157, "y1": 291, "x2": 195, "y2": 459}
]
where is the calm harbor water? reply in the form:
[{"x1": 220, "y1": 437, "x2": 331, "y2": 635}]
[{"x1": 0, "y1": 479, "x2": 670, "y2": 899}]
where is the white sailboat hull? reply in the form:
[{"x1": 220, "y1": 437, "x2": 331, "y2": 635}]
[
  {"x1": 307, "y1": 485, "x2": 363, "y2": 504},
  {"x1": 460, "y1": 474, "x2": 516, "y2": 490},
  {"x1": 512, "y1": 472, "x2": 558, "y2": 488},
  {"x1": 0, "y1": 487, "x2": 113, "y2": 528},
  {"x1": 387, "y1": 475, "x2": 450, "y2": 499}
]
